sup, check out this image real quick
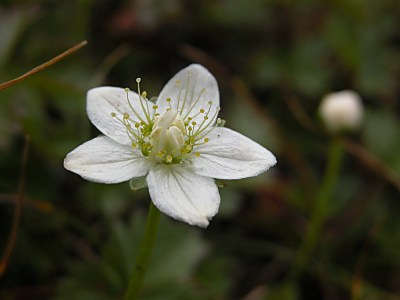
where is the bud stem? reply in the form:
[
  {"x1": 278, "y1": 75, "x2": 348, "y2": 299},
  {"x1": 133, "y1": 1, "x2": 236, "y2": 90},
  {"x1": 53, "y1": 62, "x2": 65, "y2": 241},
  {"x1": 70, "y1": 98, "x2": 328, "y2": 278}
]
[{"x1": 289, "y1": 138, "x2": 343, "y2": 280}]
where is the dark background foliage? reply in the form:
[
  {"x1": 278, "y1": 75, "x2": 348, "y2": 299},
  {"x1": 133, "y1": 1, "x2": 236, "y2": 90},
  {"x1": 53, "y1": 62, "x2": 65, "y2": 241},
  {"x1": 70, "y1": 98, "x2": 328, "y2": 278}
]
[{"x1": 0, "y1": 0, "x2": 399, "y2": 299}]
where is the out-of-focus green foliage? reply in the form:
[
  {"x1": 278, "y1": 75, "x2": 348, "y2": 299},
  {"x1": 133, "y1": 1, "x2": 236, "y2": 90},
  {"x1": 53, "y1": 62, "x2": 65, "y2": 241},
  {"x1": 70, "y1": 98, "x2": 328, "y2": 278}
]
[
  {"x1": 54, "y1": 214, "x2": 216, "y2": 300},
  {"x1": 0, "y1": 0, "x2": 399, "y2": 299}
]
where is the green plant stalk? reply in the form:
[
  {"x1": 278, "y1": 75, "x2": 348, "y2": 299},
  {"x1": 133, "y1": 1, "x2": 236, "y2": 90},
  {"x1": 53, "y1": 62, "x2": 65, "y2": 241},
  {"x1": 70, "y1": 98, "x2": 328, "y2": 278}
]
[
  {"x1": 124, "y1": 201, "x2": 161, "y2": 300},
  {"x1": 290, "y1": 138, "x2": 343, "y2": 280}
]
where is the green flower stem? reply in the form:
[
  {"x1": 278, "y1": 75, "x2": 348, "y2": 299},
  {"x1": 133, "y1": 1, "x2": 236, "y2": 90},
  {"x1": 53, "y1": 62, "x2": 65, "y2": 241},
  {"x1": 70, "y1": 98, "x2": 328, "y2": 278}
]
[
  {"x1": 289, "y1": 138, "x2": 343, "y2": 280},
  {"x1": 124, "y1": 201, "x2": 161, "y2": 300}
]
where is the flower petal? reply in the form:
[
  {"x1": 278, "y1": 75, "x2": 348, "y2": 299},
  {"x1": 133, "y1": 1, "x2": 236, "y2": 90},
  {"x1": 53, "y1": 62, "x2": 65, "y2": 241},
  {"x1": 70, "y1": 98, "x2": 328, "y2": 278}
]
[
  {"x1": 87, "y1": 86, "x2": 151, "y2": 145},
  {"x1": 147, "y1": 164, "x2": 220, "y2": 227},
  {"x1": 157, "y1": 64, "x2": 220, "y2": 123},
  {"x1": 188, "y1": 127, "x2": 276, "y2": 179},
  {"x1": 64, "y1": 136, "x2": 151, "y2": 183}
]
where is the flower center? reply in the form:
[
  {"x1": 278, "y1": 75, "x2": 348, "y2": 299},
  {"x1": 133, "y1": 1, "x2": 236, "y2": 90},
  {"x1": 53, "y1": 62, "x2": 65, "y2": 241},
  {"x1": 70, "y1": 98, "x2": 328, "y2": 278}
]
[
  {"x1": 111, "y1": 77, "x2": 221, "y2": 165},
  {"x1": 150, "y1": 109, "x2": 185, "y2": 163}
]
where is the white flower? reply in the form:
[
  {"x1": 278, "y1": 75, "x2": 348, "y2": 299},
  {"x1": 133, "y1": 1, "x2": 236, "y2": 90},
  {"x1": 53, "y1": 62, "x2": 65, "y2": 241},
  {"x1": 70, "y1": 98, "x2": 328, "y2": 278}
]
[
  {"x1": 319, "y1": 90, "x2": 363, "y2": 133},
  {"x1": 64, "y1": 64, "x2": 276, "y2": 227}
]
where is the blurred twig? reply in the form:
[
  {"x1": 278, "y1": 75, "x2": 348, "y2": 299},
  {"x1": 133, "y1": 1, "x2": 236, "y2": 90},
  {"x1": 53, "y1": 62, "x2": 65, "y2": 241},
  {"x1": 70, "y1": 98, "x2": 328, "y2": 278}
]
[
  {"x1": 88, "y1": 43, "x2": 131, "y2": 87},
  {"x1": 0, "y1": 40, "x2": 87, "y2": 91},
  {"x1": 285, "y1": 93, "x2": 320, "y2": 134},
  {"x1": 0, "y1": 135, "x2": 30, "y2": 277},
  {"x1": 342, "y1": 138, "x2": 400, "y2": 192},
  {"x1": 0, "y1": 193, "x2": 53, "y2": 213}
]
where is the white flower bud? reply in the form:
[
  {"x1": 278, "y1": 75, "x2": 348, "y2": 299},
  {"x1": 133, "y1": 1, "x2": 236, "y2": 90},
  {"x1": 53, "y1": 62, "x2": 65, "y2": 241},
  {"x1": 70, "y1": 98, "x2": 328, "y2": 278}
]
[{"x1": 319, "y1": 90, "x2": 363, "y2": 133}]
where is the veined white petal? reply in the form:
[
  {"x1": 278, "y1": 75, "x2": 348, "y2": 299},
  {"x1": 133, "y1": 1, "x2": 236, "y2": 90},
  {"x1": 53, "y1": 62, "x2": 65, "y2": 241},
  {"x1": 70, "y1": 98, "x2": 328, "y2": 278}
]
[
  {"x1": 64, "y1": 136, "x2": 151, "y2": 184},
  {"x1": 157, "y1": 64, "x2": 220, "y2": 124},
  {"x1": 87, "y1": 86, "x2": 151, "y2": 145},
  {"x1": 147, "y1": 164, "x2": 220, "y2": 228},
  {"x1": 188, "y1": 127, "x2": 277, "y2": 180}
]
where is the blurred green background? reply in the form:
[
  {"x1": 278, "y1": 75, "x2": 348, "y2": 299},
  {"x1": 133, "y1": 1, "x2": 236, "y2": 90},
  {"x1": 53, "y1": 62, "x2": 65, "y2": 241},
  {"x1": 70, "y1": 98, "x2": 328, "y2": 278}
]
[{"x1": 1, "y1": 0, "x2": 400, "y2": 299}]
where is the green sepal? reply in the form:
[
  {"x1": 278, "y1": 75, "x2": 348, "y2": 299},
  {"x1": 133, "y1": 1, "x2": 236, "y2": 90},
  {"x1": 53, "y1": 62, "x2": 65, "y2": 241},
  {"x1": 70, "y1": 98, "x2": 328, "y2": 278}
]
[
  {"x1": 215, "y1": 179, "x2": 227, "y2": 188},
  {"x1": 216, "y1": 119, "x2": 226, "y2": 127},
  {"x1": 129, "y1": 177, "x2": 147, "y2": 191}
]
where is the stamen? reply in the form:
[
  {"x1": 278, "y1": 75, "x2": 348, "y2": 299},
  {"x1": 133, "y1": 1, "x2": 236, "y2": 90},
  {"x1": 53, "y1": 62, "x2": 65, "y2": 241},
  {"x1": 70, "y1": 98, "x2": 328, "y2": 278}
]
[
  {"x1": 125, "y1": 88, "x2": 145, "y2": 123},
  {"x1": 183, "y1": 88, "x2": 206, "y2": 120},
  {"x1": 152, "y1": 105, "x2": 158, "y2": 118},
  {"x1": 193, "y1": 105, "x2": 220, "y2": 142},
  {"x1": 166, "y1": 155, "x2": 173, "y2": 163},
  {"x1": 180, "y1": 72, "x2": 191, "y2": 114},
  {"x1": 176, "y1": 80, "x2": 183, "y2": 112},
  {"x1": 136, "y1": 78, "x2": 151, "y2": 123},
  {"x1": 166, "y1": 98, "x2": 172, "y2": 109},
  {"x1": 193, "y1": 101, "x2": 213, "y2": 134}
]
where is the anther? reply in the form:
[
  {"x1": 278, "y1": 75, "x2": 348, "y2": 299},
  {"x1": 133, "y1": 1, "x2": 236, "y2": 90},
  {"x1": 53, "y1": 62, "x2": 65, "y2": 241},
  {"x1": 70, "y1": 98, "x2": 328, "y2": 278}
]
[
  {"x1": 200, "y1": 109, "x2": 205, "y2": 113},
  {"x1": 195, "y1": 152, "x2": 200, "y2": 157},
  {"x1": 123, "y1": 113, "x2": 130, "y2": 119},
  {"x1": 141, "y1": 91, "x2": 147, "y2": 97},
  {"x1": 166, "y1": 155, "x2": 173, "y2": 163},
  {"x1": 124, "y1": 88, "x2": 130, "y2": 92},
  {"x1": 204, "y1": 138, "x2": 209, "y2": 143},
  {"x1": 153, "y1": 105, "x2": 158, "y2": 109},
  {"x1": 136, "y1": 78, "x2": 141, "y2": 83},
  {"x1": 192, "y1": 121, "x2": 197, "y2": 126},
  {"x1": 111, "y1": 112, "x2": 116, "y2": 117}
]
